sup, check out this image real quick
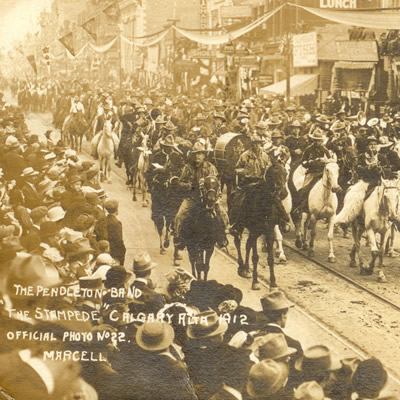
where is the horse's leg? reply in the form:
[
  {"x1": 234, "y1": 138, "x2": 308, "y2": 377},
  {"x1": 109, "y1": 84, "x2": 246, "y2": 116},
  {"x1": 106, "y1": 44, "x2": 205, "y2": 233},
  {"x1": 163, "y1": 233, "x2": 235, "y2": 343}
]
[
  {"x1": 132, "y1": 172, "x2": 138, "y2": 201},
  {"x1": 362, "y1": 226, "x2": 379, "y2": 275},
  {"x1": 387, "y1": 224, "x2": 398, "y2": 257},
  {"x1": 274, "y1": 225, "x2": 286, "y2": 263},
  {"x1": 266, "y1": 223, "x2": 277, "y2": 288},
  {"x1": 204, "y1": 245, "x2": 214, "y2": 281},
  {"x1": 187, "y1": 245, "x2": 197, "y2": 279},
  {"x1": 236, "y1": 233, "x2": 250, "y2": 279},
  {"x1": 349, "y1": 221, "x2": 358, "y2": 268},
  {"x1": 106, "y1": 156, "x2": 112, "y2": 184},
  {"x1": 327, "y1": 214, "x2": 336, "y2": 263},
  {"x1": 377, "y1": 231, "x2": 390, "y2": 283},
  {"x1": 291, "y1": 211, "x2": 304, "y2": 249},
  {"x1": 250, "y1": 233, "x2": 261, "y2": 290},
  {"x1": 302, "y1": 213, "x2": 310, "y2": 251}
]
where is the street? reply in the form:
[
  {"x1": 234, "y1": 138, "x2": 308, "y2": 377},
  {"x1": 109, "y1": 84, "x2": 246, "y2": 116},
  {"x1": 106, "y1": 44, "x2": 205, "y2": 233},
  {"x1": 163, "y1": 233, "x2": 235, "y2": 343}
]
[{"x1": 25, "y1": 107, "x2": 400, "y2": 397}]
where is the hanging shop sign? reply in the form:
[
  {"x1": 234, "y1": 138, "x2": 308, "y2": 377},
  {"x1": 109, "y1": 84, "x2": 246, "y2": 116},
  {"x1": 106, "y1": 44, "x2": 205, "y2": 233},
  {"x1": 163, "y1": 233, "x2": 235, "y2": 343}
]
[
  {"x1": 336, "y1": 40, "x2": 379, "y2": 62},
  {"x1": 292, "y1": 31, "x2": 318, "y2": 68},
  {"x1": 319, "y1": 0, "x2": 357, "y2": 8}
]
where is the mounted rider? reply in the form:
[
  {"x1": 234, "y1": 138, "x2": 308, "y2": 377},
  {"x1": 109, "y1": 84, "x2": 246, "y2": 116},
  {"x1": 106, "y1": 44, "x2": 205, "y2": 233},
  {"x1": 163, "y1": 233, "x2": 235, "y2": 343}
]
[
  {"x1": 174, "y1": 141, "x2": 228, "y2": 254},
  {"x1": 293, "y1": 128, "x2": 332, "y2": 217},
  {"x1": 267, "y1": 129, "x2": 291, "y2": 166}
]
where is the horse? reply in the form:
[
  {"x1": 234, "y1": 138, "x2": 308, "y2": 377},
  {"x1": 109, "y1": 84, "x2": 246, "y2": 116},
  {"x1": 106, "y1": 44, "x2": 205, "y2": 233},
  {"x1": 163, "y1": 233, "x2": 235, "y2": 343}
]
[
  {"x1": 181, "y1": 176, "x2": 227, "y2": 281},
  {"x1": 132, "y1": 133, "x2": 151, "y2": 206},
  {"x1": 292, "y1": 159, "x2": 341, "y2": 262},
  {"x1": 91, "y1": 120, "x2": 119, "y2": 183},
  {"x1": 229, "y1": 162, "x2": 288, "y2": 289},
  {"x1": 63, "y1": 112, "x2": 89, "y2": 152}
]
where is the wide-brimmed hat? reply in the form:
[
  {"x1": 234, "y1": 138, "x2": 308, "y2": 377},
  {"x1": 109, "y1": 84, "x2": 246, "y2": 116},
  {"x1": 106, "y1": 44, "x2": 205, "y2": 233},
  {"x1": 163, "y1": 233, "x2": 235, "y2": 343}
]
[
  {"x1": 213, "y1": 111, "x2": 226, "y2": 121},
  {"x1": 294, "y1": 381, "x2": 326, "y2": 400},
  {"x1": 254, "y1": 333, "x2": 297, "y2": 361},
  {"x1": 194, "y1": 112, "x2": 207, "y2": 121},
  {"x1": 255, "y1": 120, "x2": 268, "y2": 130},
  {"x1": 271, "y1": 129, "x2": 284, "y2": 139},
  {"x1": 286, "y1": 106, "x2": 296, "y2": 113},
  {"x1": 136, "y1": 321, "x2": 175, "y2": 351},
  {"x1": 30, "y1": 206, "x2": 48, "y2": 223},
  {"x1": 47, "y1": 206, "x2": 66, "y2": 222},
  {"x1": 266, "y1": 116, "x2": 282, "y2": 126},
  {"x1": 160, "y1": 134, "x2": 177, "y2": 147},
  {"x1": 290, "y1": 120, "x2": 303, "y2": 128},
  {"x1": 295, "y1": 345, "x2": 342, "y2": 372},
  {"x1": 260, "y1": 290, "x2": 292, "y2": 313},
  {"x1": 164, "y1": 120, "x2": 177, "y2": 131},
  {"x1": 64, "y1": 238, "x2": 94, "y2": 258},
  {"x1": 5, "y1": 135, "x2": 20, "y2": 148},
  {"x1": 191, "y1": 141, "x2": 208, "y2": 153},
  {"x1": 66, "y1": 174, "x2": 83, "y2": 186},
  {"x1": 309, "y1": 128, "x2": 325, "y2": 140},
  {"x1": 21, "y1": 167, "x2": 39, "y2": 177},
  {"x1": 133, "y1": 251, "x2": 157, "y2": 274},
  {"x1": 96, "y1": 253, "x2": 116, "y2": 266},
  {"x1": 367, "y1": 117, "x2": 379, "y2": 127},
  {"x1": 250, "y1": 134, "x2": 265, "y2": 144},
  {"x1": 316, "y1": 115, "x2": 331, "y2": 125},
  {"x1": 378, "y1": 136, "x2": 393, "y2": 148},
  {"x1": 155, "y1": 115, "x2": 167, "y2": 124},
  {"x1": 331, "y1": 121, "x2": 346, "y2": 131},
  {"x1": 187, "y1": 310, "x2": 228, "y2": 339},
  {"x1": 105, "y1": 265, "x2": 131, "y2": 289},
  {"x1": 40, "y1": 221, "x2": 60, "y2": 238},
  {"x1": 247, "y1": 359, "x2": 289, "y2": 398},
  {"x1": 381, "y1": 114, "x2": 393, "y2": 124},
  {"x1": 91, "y1": 264, "x2": 112, "y2": 281},
  {"x1": 366, "y1": 135, "x2": 378, "y2": 144}
]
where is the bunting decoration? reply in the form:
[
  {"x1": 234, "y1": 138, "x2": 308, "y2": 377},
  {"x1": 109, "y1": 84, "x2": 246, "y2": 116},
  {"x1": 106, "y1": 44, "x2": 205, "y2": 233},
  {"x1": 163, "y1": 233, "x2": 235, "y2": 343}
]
[
  {"x1": 121, "y1": 29, "x2": 169, "y2": 48},
  {"x1": 59, "y1": 32, "x2": 75, "y2": 56},
  {"x1": 81, "y1": 17, "x2": 97, "y2": 41},
  {"x1": 26, "y1": 55, "x2": 37, "y2": 75},
  {"x1": 103, "y1": 1, "x2": 121, "y2": 23},
  {"x1": 88, "y1": 36, "x2": 119, "y2": 53}
]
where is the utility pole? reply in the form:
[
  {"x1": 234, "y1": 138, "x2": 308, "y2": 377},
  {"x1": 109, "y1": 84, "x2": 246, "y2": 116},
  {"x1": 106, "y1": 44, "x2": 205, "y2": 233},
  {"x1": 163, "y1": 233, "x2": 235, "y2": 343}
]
[{"x1": 167, "y1": 18, "x2": 180, "y2": 94}]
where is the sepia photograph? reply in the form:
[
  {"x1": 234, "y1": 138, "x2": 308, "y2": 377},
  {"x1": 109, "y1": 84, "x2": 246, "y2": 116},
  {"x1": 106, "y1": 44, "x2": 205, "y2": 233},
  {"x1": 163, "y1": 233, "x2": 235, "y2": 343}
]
[{"x1": 0, "y1": 0, "x2": 400, "y2": 398}]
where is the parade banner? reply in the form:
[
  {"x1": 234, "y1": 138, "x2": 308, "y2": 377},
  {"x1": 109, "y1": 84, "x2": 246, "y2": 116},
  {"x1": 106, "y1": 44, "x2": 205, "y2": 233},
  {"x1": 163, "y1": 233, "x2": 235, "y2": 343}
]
[
  {"x1": 102, "y1": 1, "x2": 121, "y2": 23},
  {"x1": 121, "y1": 29, "x2": 169, "y2": 47},
  {"x1": 26, "y1": 55, "x2": 37, "y2": 75},
  {"x1": 287, "y1": 2, "x2": 400, "y2": 30},
  {"x1": 172, "y1": 4, "x2": 283, "y2": 45},
  {"x1": 81, "y1": 17, "x2": 97, "y2": 41},
  {"x1": 59, "y1": 32, "x2": 75, "y2": 57},
  {"x1": 88, "y1": 36, "x2": 119, "y2": 53}
]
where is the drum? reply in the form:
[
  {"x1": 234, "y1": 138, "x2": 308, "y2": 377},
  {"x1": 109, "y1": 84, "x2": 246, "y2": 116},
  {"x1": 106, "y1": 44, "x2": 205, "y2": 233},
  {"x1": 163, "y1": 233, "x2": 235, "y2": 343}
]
[{"x1": 214, "y1": 133, "x2": 250, "y2": 166}]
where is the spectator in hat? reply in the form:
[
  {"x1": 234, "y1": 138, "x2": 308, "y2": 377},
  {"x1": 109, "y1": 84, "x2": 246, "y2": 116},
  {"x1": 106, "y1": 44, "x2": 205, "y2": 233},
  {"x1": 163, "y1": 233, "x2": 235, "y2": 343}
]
[
  {"x1": 183, "y1": 309, "x2": 253, "y2": 400},
  {"x1": 60, "y1": 174, "x2": 85, "y2": 213},
  {"x1": 20, "y1": 206, "x2": 47, "y2": 252},
  {"x1": 294, "y1": 381, "x2": 327, "y2": 400},
  {"x1": 20, "y1": 167, "x2": 43, "y2": 209},
  {"x1": 73, "y1": 213, "x2": 101, "y2": 256},
  {"x1": 64, "y1": 237, "x2": 95, "y2": 280},
  {"x1": 2, "y1": 136, "x2": 25, "y2": 182},
  {"x1": 105, "y1": 199, "x2": 126, "y2": 266},
  {"x1": 130, "y1": 251, "x2": 165, "y2": 312},
  {"x1": 85, "y1": 191, "x2": 108, "y2": 242},
  {"x1": 8, "y1": 189, "x2": 32, "y2": 235}
]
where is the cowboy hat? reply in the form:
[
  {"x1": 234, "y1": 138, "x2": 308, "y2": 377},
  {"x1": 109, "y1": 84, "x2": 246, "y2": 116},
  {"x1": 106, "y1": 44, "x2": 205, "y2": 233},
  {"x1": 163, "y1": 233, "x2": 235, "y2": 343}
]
[
  {"x1": 155, "y1": 115, "x2": 167, "y2": 124},
  {"x1": 250, "y1": 134, "x2": 265, "y2": 144},
  {"x1": 64, "y1": 238, "x2": 94, "y2": 258},
  {"x1": 254, "y1": 333, "x2": 297, "y2": 361},
  {"x1": 295, "y1": 345, "x2": 341, "y2": 372},
  {"x1": 309, "y1": 128, "x2": 325, "y2": 140},
  {"x1": 136, "y1": 321, "x2": 175, "y2": 351},
  {"x1": 213, "y1": 111, "x2": 226, "y2": 121},
  {"x1": 331, "y1": 121, "x2": 346, "y2": 131},
  {"x1": 316, "y1": 115, "x2": 331, "y2": 125},
  {"x1": 266, "y1": 116, "x2": 282, "y2": 126},
  {"x1": 187, "y1": 310, "x2": 228, "y2": 339},
  {"x1": 286, "y1": 106, "x2": 296, "y2": 113},
  {"x1": 133, "y1": 251, "x2": 157, "y2": 274},
  {"x1": 164, "y1": 120, "x2": 178, "y2": 131},
  {"x1": 378, "y1": 136, "x2": 393, "y2": 148},
  {"x1": 247, "y1": 359, "x2": 289, "y2": 398},
  {"x1": 5, "y1": 135, "x2": 20, "y2": 148},
  {"x1": 367, "y1": 117, "x2": 379, "y2": 127},
  {"x1": 290, "y1": 120, "x2": 303, "y2": 128},
  {"x1": 255, "y1": 120, "x2": 269, "y2": 129},
  {"x1": 66, "y1": 174, "x2": 83, "y2": 186},
  {"x1": 160, "y1": 134, "x2": 177, "y2": 147},
  {"x1": 366, "y1": 135, "x2": 378, "y2": 144},
  {"x1": 294, "y1": 381, "x2": 326, "y2": 400},
  {"x1": 271, "y1": 129, "x2": 284, "y2": 139},
  {"x1": 47, "y1": 206, "x2": 66, "y2": 222},
  {"x1": 191, "y1": 141, "x2": 208, "y2": 153}
]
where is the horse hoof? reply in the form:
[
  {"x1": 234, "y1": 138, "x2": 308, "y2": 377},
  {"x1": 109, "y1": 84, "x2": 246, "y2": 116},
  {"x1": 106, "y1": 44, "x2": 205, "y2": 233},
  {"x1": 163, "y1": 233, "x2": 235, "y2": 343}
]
[
  {"x1": 328, "y1": 256, "x2": 336, "y2": 263},
  {"x1": 349, "y1": 260, "x2": 357, "y2": 268},
  {"x1": 270, "y1": 281, "x2": 278, "y2": 289},
  {"x1": 132, "y1": 196, "x2": 137, "y2": 202},
  {"x1": 389, "y1": 250, "x2": 400, "y2": 258},
  {"x1": 278, "y1": 255, "x2": 287, "y2": 264},
  {"x1": 295, "y1": 239, "x2": 302, "y2": 249},
  {"x1": 308, "y1": 249, "x2": 315, "y2": 257},
  {"x1": 360, "y1": 268, "x2": 373, "y2": 276},
  {"x1": 163, "y1": 239, "x2": 170, "y2": 249},
  {"x1": 173, "y1": 259, "x2": 181, "y2": 267},
  {"x1": 160, "y1": 248, "x2": 166, "y2": 255},
  {"x1": 142, "y1": 201, "x2": 148, "y2": 208},
  {"x1": 378, "y1": 272, "x2": 387, "y2": 283},
  {"x1": 238, "y1": 269, "x2": 252, "y2": 279},
  {"x1": 252, "y1": 282, "x2": 261, "y2": 290}
]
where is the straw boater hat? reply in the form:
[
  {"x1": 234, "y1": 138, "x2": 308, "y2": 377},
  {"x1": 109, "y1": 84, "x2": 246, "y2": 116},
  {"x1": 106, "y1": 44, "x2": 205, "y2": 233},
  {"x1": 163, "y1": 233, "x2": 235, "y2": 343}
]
[
  {"x1": 309, "y1": 128, "x2": 325, "y2": 140},
  {"x1": 187, "y1": 310, "x2": 228, "y2": 339},
  {"x1": 21, "y1": 167, "x2": 40, "y2": 178},
  {"x1": 367, "y1": 118, "x2": 379, "y2": 127}
]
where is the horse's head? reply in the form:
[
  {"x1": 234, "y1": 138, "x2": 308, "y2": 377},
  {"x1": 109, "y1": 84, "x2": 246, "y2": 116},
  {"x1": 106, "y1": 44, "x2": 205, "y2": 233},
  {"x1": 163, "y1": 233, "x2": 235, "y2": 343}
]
[
  {"x1": 265, "y1": 162, "x2": 288, "y2": 200},
  {"x1": 200, "y1": 175, "x2": 221, "y2": 210},
  {"x1": 322, "y1": 158, "x2": 341, "y2": 193},
  {"x1": 380, "y1": 178, "x2": 400, "y2": 221}
]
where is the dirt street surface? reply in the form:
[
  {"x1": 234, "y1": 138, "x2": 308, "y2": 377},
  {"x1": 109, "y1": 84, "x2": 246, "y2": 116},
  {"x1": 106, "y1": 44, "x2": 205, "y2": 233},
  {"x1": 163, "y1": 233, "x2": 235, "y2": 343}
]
[{"x1": 25, "y1": 108, "x2": 400, "y2": 397}]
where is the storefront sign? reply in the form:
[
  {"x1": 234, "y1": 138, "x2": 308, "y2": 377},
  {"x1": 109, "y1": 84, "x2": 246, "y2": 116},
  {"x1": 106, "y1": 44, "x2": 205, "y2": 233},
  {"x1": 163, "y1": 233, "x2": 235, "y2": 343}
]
[
  {"x1": 336, "y1": 41, "x2": 379, "y2": 62},
  {"x1": 200, "y1": 0, "x2": 208, "y2": 30},
  {"x1": 292, "y1": 32, "x2": 318, "y2": 68},
  {"x1": 320, "y1": 0, "x2": 357, "y2": 8}
]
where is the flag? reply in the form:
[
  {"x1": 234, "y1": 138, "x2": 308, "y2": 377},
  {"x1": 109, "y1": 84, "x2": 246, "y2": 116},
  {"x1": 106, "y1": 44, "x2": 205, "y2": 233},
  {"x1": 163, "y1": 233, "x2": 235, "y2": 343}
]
[
  {"x1": 42, "y1": 46, "x2": 50, "y2": 55},
  {"x1": 103, "y1": 1, "x2": 120, "y2": 23},
  {"x1": 59, "y1": 32, "x2": 75, "y2": 56},
  {"x1": 81, "y1": 17, "x2": 97, "y2": 41},
  {"x1": 26, "y1": 55, "x2": 37, "y2": 75}
]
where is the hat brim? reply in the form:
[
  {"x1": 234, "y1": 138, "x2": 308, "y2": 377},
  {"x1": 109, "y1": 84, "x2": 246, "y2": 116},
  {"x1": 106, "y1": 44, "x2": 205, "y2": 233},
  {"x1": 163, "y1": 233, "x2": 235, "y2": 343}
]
[
  {"x1": 378, "y1": 142, "x2": 393, "y2": 148},
  {"x1": 187, "y1": 318, "x2": 228, "y2": 339},
  {"x1": 136, "y1": 323, "x2": 175, "y2": 351},
  {"x1": 309, "y1": 134, "x2": 324, "y2": 140},
  {"x1": 294, "y1": 354, "x2": 342, "y2": 372},
  {"x1": 134, "y1": 261, "x2": 157, "y2": 273}
]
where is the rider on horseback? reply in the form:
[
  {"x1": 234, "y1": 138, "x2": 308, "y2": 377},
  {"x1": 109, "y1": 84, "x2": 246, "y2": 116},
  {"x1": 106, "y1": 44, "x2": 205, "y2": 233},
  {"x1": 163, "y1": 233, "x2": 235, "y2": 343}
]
[
  {"x1": 292, "y1": 128, "x2": 332, "y2": 218},
  {"x1": 174, "y1": 141, "x2": 228, "y2": 253}
]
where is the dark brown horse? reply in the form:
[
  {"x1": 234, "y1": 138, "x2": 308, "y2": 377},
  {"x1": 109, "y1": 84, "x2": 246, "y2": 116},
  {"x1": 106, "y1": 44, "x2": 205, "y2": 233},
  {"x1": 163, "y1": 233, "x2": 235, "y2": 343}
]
[{"x1": 229, "y1": 163, "x2": 288, "y2": 289}]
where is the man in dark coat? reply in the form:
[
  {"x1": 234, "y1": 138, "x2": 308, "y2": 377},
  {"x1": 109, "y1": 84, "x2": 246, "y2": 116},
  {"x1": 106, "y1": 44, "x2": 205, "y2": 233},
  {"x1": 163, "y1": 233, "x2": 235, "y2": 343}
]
[
  {"x1": 20, "y1": 168, "x2": 43, "y2": 210},
  {"x1": 1, "y1": 136, "x2": 26, "y2": 182},
  {"x1": 105, "y1": 199, "x2": 126, "y2": 266}
]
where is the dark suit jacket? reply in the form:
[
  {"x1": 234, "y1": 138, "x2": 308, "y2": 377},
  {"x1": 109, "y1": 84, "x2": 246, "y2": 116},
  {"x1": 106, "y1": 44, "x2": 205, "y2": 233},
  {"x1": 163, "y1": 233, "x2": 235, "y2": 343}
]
[
  {"x1": 2, "y1": 150, "x2": 26, "y2": 181},
  {"x1": 22, "y1": 183, "x2": 43, "y2": 210},
  {"x1": 129, "y1": 279, "x2": 166, "y2": 313},
  {"x1": 106, "y1": 214, "x2": 126, "y2": 265}
]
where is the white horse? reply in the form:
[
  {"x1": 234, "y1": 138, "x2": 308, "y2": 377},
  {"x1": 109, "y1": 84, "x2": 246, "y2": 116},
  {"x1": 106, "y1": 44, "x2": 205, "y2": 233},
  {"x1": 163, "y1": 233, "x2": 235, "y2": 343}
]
[
  {"x1": 292, "y1": 158, "x2": 340, "y2": 262},
  {"x1": 132, "y1": 133, "x2": 151, "y2": 207},
  {"x1": 91, "y1": 120, "x2": 119, "y2": 183}
]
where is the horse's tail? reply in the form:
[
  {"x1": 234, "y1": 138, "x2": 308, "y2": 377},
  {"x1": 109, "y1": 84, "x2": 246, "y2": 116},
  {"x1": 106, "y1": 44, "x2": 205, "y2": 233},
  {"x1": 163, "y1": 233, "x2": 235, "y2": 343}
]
[{"x1": 335, "y1": 180, "x2": 369, "y2": 224}]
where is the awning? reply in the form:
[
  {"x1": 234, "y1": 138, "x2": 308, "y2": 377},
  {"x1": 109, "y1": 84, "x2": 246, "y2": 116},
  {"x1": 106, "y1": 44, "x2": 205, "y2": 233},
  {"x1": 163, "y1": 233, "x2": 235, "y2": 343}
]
[
  {"x1": 260, "y1": 74, "x2": 318, "y2": 97},
  {"x1": 334, "y1": 62, "x2": 375, "y2": 70}
]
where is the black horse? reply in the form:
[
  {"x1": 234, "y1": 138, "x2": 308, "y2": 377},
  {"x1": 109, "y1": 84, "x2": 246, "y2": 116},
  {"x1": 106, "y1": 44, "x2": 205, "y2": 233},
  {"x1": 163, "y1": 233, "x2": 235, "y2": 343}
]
[
  {"x1": 229, "y1": 163, "x2": 288, "y2": 289},
  {"x1": 181, "y1": 176, "x2": 228, "y2": 281}
]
